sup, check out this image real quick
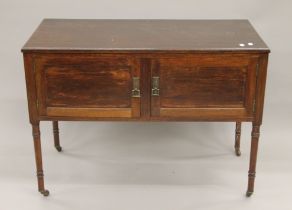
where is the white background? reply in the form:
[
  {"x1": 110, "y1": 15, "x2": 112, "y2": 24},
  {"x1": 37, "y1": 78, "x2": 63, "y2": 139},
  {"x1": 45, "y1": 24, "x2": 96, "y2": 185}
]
[{"x1": 0, "y1": 0, "x2": 291, "y2": 209}]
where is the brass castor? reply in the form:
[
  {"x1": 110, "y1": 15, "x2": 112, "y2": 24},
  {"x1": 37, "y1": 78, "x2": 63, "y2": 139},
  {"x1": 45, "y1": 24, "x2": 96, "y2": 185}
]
[
  {"x1": 235, "y1": 149, "x2": 241, "y2": 156},
  {"x1": 246, "y1": 191, "x2": 253, "y2": 197},
  {"x1": 55, "y1": 145, "x2": 62, "y2": 152},
  {"x1": 40, "y1": 189, "x2": 50, "y2": 196}
]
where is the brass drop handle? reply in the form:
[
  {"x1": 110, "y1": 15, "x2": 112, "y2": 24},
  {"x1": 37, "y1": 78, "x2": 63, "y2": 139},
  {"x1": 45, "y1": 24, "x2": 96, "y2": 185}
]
[
  {"x1": 132, "y1": 77, "x2": 141, "y2": 97},
  {"x1": 151, "y1": 76, "x2": 160, "y2": 96}
]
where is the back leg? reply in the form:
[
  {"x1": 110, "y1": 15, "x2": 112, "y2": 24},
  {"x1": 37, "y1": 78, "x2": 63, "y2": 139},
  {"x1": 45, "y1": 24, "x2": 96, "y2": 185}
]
[
  {"x1": 235, "y1": 122, "x2": 241, "y2": 156},
  {"x1": 53, "y1": 121, "x2": 62, "y2": 152}
]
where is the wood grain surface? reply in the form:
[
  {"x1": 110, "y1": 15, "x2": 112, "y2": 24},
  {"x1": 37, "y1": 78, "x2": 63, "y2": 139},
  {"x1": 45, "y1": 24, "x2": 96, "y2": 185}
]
[
  {"x1": 22, "y1": 19, "x2": 270, "y2": 196},
  {"x1": 22, "y1": 19, "x2": 269, "y2": 52}
]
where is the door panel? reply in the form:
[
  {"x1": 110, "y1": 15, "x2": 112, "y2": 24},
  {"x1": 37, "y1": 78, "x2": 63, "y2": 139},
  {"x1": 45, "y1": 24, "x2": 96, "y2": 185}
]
[
  {"x1": 151, "y1": 54, "x2": 258, "y2": 120},
  {"x1": 45, "y1": 65, "x2": 131, "y2": 107},
  {"x1": 160, "y1": 66, "x2": 247, "y2": 107},
  {"x1": 35, "y1": 54, "x2": 140, "y2": 118}
]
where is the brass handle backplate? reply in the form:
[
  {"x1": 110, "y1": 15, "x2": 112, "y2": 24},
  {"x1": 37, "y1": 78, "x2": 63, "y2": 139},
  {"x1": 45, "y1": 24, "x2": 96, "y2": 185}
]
[
  {"x1": 151, "y1": 76, "x2": 160, "y2": 96},
  {"x1": 132, "y1": 77, "x2": 141, "y2": 97}
]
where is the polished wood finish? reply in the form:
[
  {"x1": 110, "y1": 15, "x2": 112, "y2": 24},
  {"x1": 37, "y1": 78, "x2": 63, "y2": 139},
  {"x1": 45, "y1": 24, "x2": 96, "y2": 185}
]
[
  {"x1": 22, "y1": 19, "x2": 270, "y2": 197},
  {"x1": 22, "y1": 19, "x2": 269, "y2": 52},
  {"x1": 34, "y1": 54, "x2": 140, "y2": 118},
  {"x1": 53, "y1": 121, "x2": 62, "y2": 152},
  {"x1": 247, "y1": 123, "x2": 260, "y2": 197},
  {"x1": 151, "y1": 54, "x2": 258, "y2": 120},
  {"x1": 246, "y1": 53, "x2": 269, "y2": 196},
  {"x1": 32, "y1": 123, "x2": 49, "y2": 196},
  {"x1": 235, "y1": 122, "x2": 242, "y2": 156}
]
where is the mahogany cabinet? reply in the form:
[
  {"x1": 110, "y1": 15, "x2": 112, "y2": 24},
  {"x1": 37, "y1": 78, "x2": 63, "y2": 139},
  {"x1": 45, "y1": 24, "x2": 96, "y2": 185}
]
[{"x1": 22, "y1": 19, "x2": 270, "y2": 197}]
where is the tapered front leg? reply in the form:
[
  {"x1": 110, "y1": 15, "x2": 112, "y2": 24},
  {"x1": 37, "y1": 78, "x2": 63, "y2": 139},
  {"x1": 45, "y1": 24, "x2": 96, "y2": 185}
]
[
  {"x1": 53, "y1": 121, "x2": 62, "y2": 152},
  {"x1": 32, "y1": 123, "x2": 49, "y2": 196},
  {"x1": 246, "y1": 123, "x2": 261, "y2": 197},
  {"x1": 234, "y1": 122, "x2": 241, "y2": 156}
]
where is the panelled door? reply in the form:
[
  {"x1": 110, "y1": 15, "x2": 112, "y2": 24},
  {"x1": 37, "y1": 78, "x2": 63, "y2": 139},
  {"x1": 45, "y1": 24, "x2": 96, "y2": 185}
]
[
  {"x1": 35, "y1": 54, "x2": 140, "y2": 118},
  {"x1": 150, "y1": 54, "x2": 259, "y2": 121}
]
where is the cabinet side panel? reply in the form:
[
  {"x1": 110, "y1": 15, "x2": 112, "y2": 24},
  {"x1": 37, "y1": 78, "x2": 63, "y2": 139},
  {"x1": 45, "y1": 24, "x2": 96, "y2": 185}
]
[
  {"x1": 23, "y1": 53, "x2": 39, "y2": 124},
  {"x1": 254, "y1": 54, "x2": 269, "y2": 124}
]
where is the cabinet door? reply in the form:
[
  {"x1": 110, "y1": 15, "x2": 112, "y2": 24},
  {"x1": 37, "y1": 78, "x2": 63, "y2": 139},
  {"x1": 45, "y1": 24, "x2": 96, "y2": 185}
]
[
  {"x1": 35, "y1": 54, "x2": 140, "y2": 119},
  {"x1": 151, "y1": 55, "x2": 258, "y2": 121}
]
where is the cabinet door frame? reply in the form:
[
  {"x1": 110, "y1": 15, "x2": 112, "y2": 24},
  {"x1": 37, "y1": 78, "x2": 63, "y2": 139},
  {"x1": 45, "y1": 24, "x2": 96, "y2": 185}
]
[
  {"x1": 150, "y1": 54, "x2": 259, "y2": 121},
  {"x1": 34, "y1": 54, "x2": 141, "y2": 119}
]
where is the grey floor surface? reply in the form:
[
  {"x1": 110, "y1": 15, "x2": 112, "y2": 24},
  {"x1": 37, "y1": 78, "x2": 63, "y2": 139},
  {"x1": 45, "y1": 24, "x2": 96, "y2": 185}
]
[{"x1": 0, "y1": 99, "x2": 291, "y2": 210}]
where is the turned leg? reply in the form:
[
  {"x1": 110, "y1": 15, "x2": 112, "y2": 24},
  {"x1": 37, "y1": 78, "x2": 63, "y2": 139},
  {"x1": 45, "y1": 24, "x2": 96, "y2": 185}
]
[
  {"x1": 246, "y1": 123, "x2": 260, "y2": 197},
  {"x1": 53, "y1": 121, "x2": 62, "y2": 152},
  {"x1": 32, "y1": 123, "x2": 49, "y2": 196},
  {"x1": 234, "y1": 122, "x2": 241, "y2": 156}
]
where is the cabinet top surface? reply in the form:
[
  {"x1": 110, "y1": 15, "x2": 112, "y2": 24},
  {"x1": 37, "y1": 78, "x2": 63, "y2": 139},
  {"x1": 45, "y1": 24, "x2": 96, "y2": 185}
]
[{"x1": 22, "y1": 19, "x2": 269, "y2": 52}]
